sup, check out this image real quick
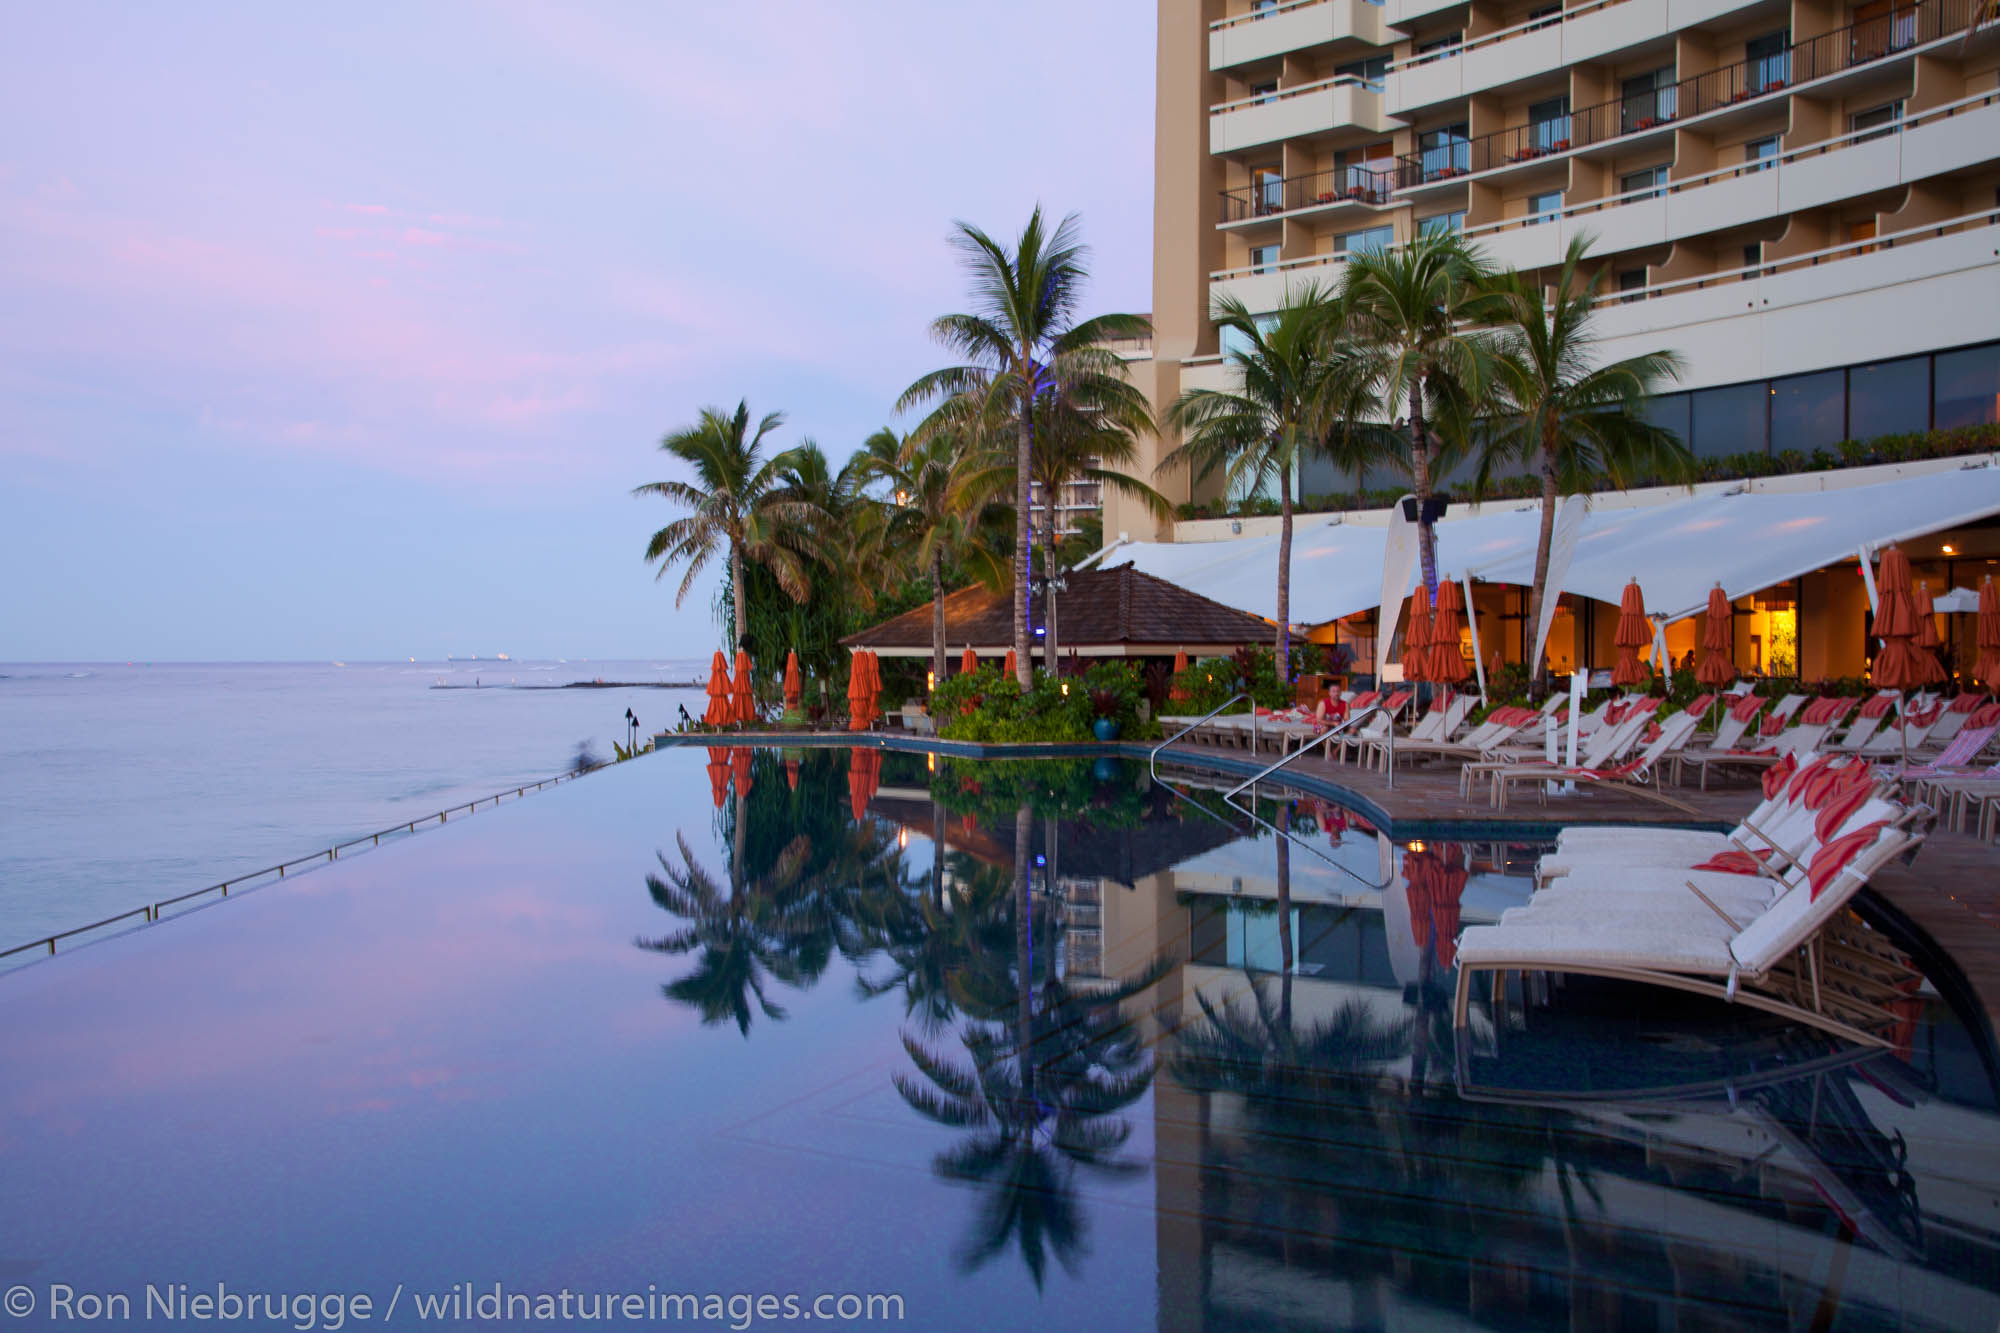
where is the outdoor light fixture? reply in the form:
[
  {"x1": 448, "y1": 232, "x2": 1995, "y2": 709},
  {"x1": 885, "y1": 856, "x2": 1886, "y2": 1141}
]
[
  {"x1": 1943, "y1": 544, "x2": 1957, "y2": 554},
  {"x1": 1406, "y1": 840, "x2": 1427, "y2": 852},
  {"x1": 927, "y1": 670, "x2": 936, "y2": 692},
  {"x1": 926, "y1": 753, "x2": 936, "y2": 772}
]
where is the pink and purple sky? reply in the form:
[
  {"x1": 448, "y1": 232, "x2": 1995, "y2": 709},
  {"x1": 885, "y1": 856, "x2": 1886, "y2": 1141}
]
[{"x1": 1, "y1": 3, "x2": 1156, "y2": 661}]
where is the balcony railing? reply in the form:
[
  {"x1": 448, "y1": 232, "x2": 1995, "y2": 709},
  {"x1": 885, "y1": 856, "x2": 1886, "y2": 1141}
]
[
  {"x1": 1221, "y1": 163, "x2": 1398, "y2": 221},
  {"x1": 1210, "y1": 71, "x2": 1383, "y2": 117},
  {"x1": 1391, "y1": 0, "x2": 1980, "y2": 187},
  {"x1": 1387, "y1": 0, "x2": 1632, "y2": 70}
]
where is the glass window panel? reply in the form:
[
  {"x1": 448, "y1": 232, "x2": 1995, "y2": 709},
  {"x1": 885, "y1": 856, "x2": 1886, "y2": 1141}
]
[
  {"x1": 1692, "y1": 382, "x2": 1769, "y2": 457},
  {"x1": 1936, "y1": 344, "x2": 2000, "y2": 428},
  {"x1": 1769, "y1": 370, "x2": 1844, "y2": 453},
  {"x1": 1745, "y1": 135, "x2": 1780, "y2": 170},
  {"x1": 1848, "y1": 355, "x2": 1929, "y2": 439},
  {"x1": 1249, "y1": 244, "x2": 1280, "y2": 272},
  {"x1": 1419, "y1": 211, "x2": 1466, "y2": 236},
  {"x1": 1642, "y1": 393, "x2": 1691, "y2": 448},
  {"x1": 1337, "y1": 225, "x2": 1394, "y2": 253},
  {"x1": 1527, "y1": 190, "x2": 1563, "y2": 220}
]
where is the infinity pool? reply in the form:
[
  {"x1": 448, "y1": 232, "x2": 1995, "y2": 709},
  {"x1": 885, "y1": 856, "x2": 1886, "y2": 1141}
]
[{"x1": 2, "y1": 745, "x2": 1996, "y2": 1330}]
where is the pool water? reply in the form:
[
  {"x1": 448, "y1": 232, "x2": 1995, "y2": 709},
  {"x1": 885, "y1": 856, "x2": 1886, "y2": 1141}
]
[{"x1": 2, "y1": 746, "x2": 1997, "y2": 1331}]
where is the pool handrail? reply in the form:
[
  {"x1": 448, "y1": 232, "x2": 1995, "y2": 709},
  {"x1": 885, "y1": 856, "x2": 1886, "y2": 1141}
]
[{"x1": 1149, "y1": 694, "x2": 1255, "y2": 782}]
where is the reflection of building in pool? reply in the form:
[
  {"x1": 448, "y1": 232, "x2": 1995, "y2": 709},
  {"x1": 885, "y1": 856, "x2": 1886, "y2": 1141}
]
[{"x1": 1088, "y1": 804, "x2": 2000, "y2": 1330}]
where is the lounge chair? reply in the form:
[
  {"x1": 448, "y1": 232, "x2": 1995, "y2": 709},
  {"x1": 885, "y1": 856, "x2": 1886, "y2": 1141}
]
[
  {"x1": 1487, "y1": 711, "x2": 1703, "y2": 812},
  {"x1": 1455, "y1": 813, "x2": 1927, "y2": 1049},
  {"x1": 1829, "y1": 693, "x2": 1896, "y2": 753},
  {"x1": 1460, "y1": 697, "x2": 1662, "y2": 800},
  {"x1": 1332, "y1": 690, "x2": 1414, "y2": 763},
  {"x1": 1676, "y1": 699, "x2": 1838, "y2": 791},
  {"x1": 1357, "y1": 692, "x2": 1477, "y2": 770},
  {"x1": 1374, "y1": 704, "x2": 1541, "y2": 774}
]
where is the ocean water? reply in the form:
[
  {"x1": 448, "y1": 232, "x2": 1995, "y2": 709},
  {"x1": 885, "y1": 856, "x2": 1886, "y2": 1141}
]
[{"x1": 0, "y1": 660, "x2": 710, "y2": 949}]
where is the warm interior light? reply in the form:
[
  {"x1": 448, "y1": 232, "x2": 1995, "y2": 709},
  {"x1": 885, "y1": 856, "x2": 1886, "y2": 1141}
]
[
  {"x1": 1061, "y1": 681, "x2": 1070, "y2": 695},
  {"x1": 1405, "y1": 840, "x2": 1427, "y2": 853},
  {"x1": 926, "y1": 753, "x2": 936, "y2": 772},
  {"x1": 897, "y1": 828, "x2": 909, "y2": 849},
  {"x1": 927, "y1": 670, "x2": 936, "y2": 693},
  {"x1": 1942, "y1": 544, "x2": 1957, "y2": 555}
]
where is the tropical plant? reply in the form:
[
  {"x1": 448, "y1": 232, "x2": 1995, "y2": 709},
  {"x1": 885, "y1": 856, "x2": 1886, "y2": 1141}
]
[
  {"x1": 900, "y1": 208, "x2": 1151, "y2": 687},
  {"x1": 1343, "y1": 234, "x2": 1498, "y2": 594},
  {"x1": 1474, "y1": 237, "x2": 1691, "y2": 692},
  {"x1": 633, "y1": 401, "x2": 823, "y2": 647},
  {"x1": 863, "y1": 428, "x2": 1011, "y2": 684},
  {"x1": 1161, "y1": 285, "x2": 1363, "y2": 673}
]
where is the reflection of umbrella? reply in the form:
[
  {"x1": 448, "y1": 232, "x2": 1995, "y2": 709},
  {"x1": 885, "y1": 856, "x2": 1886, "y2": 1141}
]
[
  {"x1": 1428, "y1": 579, "x2": 1469, "y2": 686},
  {"x1": 961, "y1": 646, "x2": 977, "y2": 675},
  {"x1": 731, "y1": 746, "x2": 753, "y2": 797},
  {"x1": 1401, "y1": 584, "x2": 1433, "y2": 683},
  {"x1": 783, "y1": 651, "x2": 802, "y2": 711},
  {"x1": 705, "y1": 746, "x2": 730, "y2": 808},
  {"x1": 1911, "y1": 583, "x2": 1947, "y2": 685},
  {"x1": 847, "y1": 653, "x2": 870, "y2": 732},
  {"x1": 785, "y1": 757, "x2": 799, "y2": 791},
  {"x1": 1979, "y1": 577, "x2": 2000, "y2": 687},
  {"x1": 847, "y1": 748, "x2": 880, "y2": 823},
  {"x1": 1696, "y1": 584, "x2": 1735, "y2": 687},
  {"x1": 704, "y1": 651, "x2": 732, "y2": 727},
  {"x1": 1433, "y1": 846, "x2": 1467, "y2": 967},
  {"x1": 1612, "y1": 578, "x2": 1650, "y2": 687},
  {"x1": 731, "y1": 649, "x2": 756, "y2": 726}
]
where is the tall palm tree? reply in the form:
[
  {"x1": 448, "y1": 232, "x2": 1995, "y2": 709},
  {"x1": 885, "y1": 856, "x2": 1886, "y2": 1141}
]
[
  {"x1": 1343, "y1": 234, "x2": 1497, "y2": 594},
  {"x1": 864, "y1": 428, "x2": 1011, "y2": 685},
  {"x1": 1159, "y1": 285, "x2": 1358, "y2": 673},
  {"x1": 633, "y1": 401, "x2": 821, "y2": 645},
  {"x1": 900, "y1": 208, "x2": 1151, "y2": 686},
  {"x1": 1475, "y1": 237, "x2": 1691, "y2": 691}
]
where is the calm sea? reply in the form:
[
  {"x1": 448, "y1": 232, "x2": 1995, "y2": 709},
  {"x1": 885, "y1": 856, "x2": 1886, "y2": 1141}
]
[{"x1": 0, "y1": 660, "x2": 710, "y2": 950}]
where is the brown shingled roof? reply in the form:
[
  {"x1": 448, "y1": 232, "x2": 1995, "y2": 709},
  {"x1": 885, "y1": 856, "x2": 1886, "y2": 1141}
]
[{"x1": 841, "y1": 562, "x2": 1273, "y2": 654}]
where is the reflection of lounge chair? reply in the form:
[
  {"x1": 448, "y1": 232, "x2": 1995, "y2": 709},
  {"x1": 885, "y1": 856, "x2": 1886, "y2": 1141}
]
[{"x1": 1455, "y1": 800, "x2": 1926, "y2": 1048}]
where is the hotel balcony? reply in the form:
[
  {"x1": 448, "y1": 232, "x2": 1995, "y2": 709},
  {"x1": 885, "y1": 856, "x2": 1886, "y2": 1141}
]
[
  {"x1": 1209, "y1": 0, "x2": 1406, "y2": 70},
  {"x1": 1211, "y1": 75, "x2": 1405, "y2": 153},
  {"x1": 1390, "y1": 0, "x2": 1990, "y2": 198},
  {"x1": 1385, "y1": 0, "x2": 1753, "y2": 116}
]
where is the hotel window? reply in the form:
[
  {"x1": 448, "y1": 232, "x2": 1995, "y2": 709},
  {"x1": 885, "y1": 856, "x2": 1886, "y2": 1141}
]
[
  {"x1": 1419, "y1": 122, "x2": 1471, "y2": 177},
  {"x1": 1693, "y1": 382, "x2": 1770, "y2": 457},
  {"x1": 1621, "y1": 164, "x2": 1670, "y2": 200},
  {"x1": 1770, "y1": 370, "x2": 1845, "y2": 453},
  {"x1": 1250, "y1": 243, "x2": 1281, "y2": 273},
  {"x1": 1742, "y1": 242, "x2": 1766, "y2": 277},
  {"x1": 1746, "y1": 31, "x2": 1791, "y2": 91},
  {"x1": 1849, "y1": 354, "x2": 1931, "y2": 437},
  {"x1": 1336, "y1": 224, "x2": 1395, "y2": 254},
  {"x1": 1526, "y1": 3, "x2": 1562, "y2": 28},
  {"x1": 1643, "y1": 392, "x2": 1692, "y2": 447},
  {"x1": 1251, "y1": 0, "x2": 1279, "y2": 14},
  {"x1": 1935, "y1": 343, "x2": 2000, "y2": 428},
  {"x1": 1745, "y1": 135, "x2": 1780, "y2": 171},
  {"x1": 1335, "y1": 54, "x2": 1390, "y2": 89},
  {"x1": 1852, "y1": 0, "x2": 1918, "y2": 59},
  {"x1": 1251, "y1": 80, "x2": 1279, "y2": 104},
  {"x1": 1416, "y1": 32, "x2": 1463, "y2": 62},
  {"x1": 1620, "y1": 68, "x2": 1677, "y2": 133},
  {"x1": 1527, "y1": 189, "x2": 1564, "y2": 221},
  {"x1": 1528, "y1": 95, "x2": 1572, "y2": 150},
  {"x1": 1419, "y1": 211, "x2": 1466, "y2": 236},
  {"x1": 1617, "y1": 269, "x2": 1647, "y2": 303},
  {"x1": 1220, "y1": 313, "x2": 1281, "y2": 360},
  {"x1": 1851, "y1": 101, "x2": 1903, "y2": 143}
]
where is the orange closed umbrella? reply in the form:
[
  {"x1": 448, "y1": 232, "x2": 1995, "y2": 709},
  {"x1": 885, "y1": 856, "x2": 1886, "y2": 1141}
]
[
  {"x1": 1173, "y1": 648, "x2": 1189, "y2": 674},
  {"x1": 1977, "y1": 576, "x2": 2000, "y2": 687},
  {"x1": 846, "y1": 653, "x2": 869, "y2": 732},
  {"x1": 960, "y1": 646, "x2": 977, "y2": 675},
  {"x1": 1911, "y1": 582, "x2": 1947, "y2": 685},
  {"x1": 782, "y1": 651, "x2": 802, "y2": 711},
  {"x1": 865, "y1": 651, "x2": 884, "y2": 726},
  {"x1": 703, "y1": 651, "x2": 732, "y2": 727},
  {"x1": 1003, "y1": 648, "x2": 1018, "y2": 680},
  {"x1": 731, "y1": 649, "x2": 756, "y2": 726},
  {"x1": 1612, "y1": 578, "x2": 1650, "y2": 687},
  {"x1": 1428, "y1": 579, "x2": 1469, "y2": 686},
  {"x1": 731, "y1": 746, "x2": 753, "y2": 797},
  {"x1": 705, "y1": 746, "x2": 730, "y2": 808},
  {"x1": 1696, "y1": 584, "x2": 1735, "y2": 687},
  {"x1": 1401, "y1": 584, "x2": 1433, "y2": 683},
  {"x1": 1872, "y1": 546, "x2": 1924, "y2": 688}
]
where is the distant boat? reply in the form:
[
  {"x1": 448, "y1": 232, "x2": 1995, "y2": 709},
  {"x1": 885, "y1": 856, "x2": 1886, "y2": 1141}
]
[
  {"x1": 496, "y1": 653, "x2": 511, "y2": 661},
  {"x1": 332, "y1": 661, "x2": 346, "y2": 668}
]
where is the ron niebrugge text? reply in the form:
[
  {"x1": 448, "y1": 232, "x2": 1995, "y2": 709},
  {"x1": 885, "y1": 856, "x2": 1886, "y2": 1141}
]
[{"x1": 6, "y1": 1282, "x2": 906, "y2": 1328}]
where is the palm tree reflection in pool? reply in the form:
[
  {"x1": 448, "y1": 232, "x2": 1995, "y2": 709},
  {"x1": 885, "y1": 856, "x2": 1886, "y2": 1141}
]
[{"x1": 893, "y1": 803, "x2": 1168, "y2": 1289}]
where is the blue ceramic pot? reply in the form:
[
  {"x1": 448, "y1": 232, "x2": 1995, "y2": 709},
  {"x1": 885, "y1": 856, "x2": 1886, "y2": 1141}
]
[{"x1": 1092, "y1": 717, "x2": 1120, "y2": 742}]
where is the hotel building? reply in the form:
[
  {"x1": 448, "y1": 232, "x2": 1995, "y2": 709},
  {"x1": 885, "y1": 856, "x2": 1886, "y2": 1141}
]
[{"x1": 1101, "y1": 0, "x2": 2000, "y2": 679}]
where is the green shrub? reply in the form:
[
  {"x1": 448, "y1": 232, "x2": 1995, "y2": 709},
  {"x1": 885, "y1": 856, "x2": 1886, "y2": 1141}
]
[{"x1": 930, "y1": 662, "x2": 1160, "y2": 743}]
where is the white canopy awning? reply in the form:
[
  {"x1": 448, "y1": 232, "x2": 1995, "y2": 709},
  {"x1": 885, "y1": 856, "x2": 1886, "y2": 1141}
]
[
  {"x1": 1469, "y1": 465, "x2": 2000, "y2": 622},
  {"x1": 1106, "y1": 464, "x2": 2000, "y2": 627}
]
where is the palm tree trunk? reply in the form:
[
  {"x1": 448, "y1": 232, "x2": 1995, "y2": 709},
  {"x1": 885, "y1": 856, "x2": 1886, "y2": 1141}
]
[
  {"x1": 1014, "y1": 393, "x2": 1034, "y2": 687},
  {"x1": 1276, "y1": 802, "x2": 1294, "y2": 1035},
  {"x1": 1525, "y1": 453, "x2": 1561, "y2": 696},
  {"x1": 931, "y1": 547, "x2": 947, "y2": 690},
  {"x1": 1409, "y1": 381, "x2": 1437, "y2": 596},
  {"x1": 731, "y1": 542, "x2": 749, "y2": 651},
  {"x1": 1044, "y1": 524, "x2": 1060, "y2": 667},
  {"x1": 1014, "y1": 803, "x2": 1036, "y2": 1106},
  {"x1": 1276, "y1": 456, "x2": 1293, "y2": 679}
]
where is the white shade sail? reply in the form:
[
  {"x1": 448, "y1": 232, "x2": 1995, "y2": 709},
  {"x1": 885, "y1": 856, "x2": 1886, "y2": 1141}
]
[{"x1": 1105, "y1": 464, "x2": 2000, "y2": 628}]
